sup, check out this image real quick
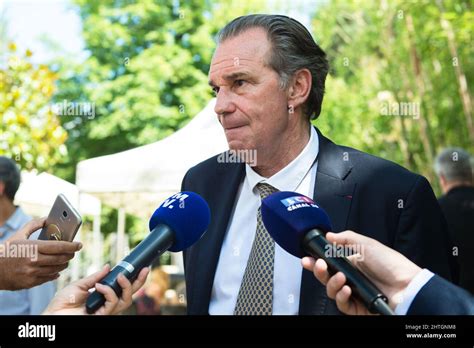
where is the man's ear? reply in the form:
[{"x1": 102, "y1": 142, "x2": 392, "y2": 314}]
[
  {"x1": 287, "y1": 68, "x2": 312, "y2": 113},
  {"x1": 0, "y1": 182, "x2": 4, "y2": 196},
  {"x1": 439, "y1": 174, "x2": 447, "y2": 187}
]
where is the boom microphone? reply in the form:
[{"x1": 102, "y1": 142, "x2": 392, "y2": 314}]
[
  {"x1": 85, "y1": 191, "x2": 210, "y2": 314},
  {"x1": 261, "y1": 191, "x2": 394, "y2": 315}
]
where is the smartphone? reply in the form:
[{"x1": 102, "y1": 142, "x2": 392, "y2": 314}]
[{"x1": 38, "y1": 194, "x2": 82, "y2": 241}]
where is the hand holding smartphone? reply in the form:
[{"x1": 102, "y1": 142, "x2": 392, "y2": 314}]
[{"x1": 38, "y1": 194, "x2": 82, "y2": 242}]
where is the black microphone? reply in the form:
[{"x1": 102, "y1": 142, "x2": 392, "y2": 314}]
[
  {"x1": 85, "y1": 192, "x2": 210, "y2": 314},
  {"x1": 261, "y1": 191, "x2": 394, "y2": 315}
]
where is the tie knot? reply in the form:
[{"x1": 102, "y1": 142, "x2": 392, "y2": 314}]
[{"x1": 256, "y1": 183, "x2": 278, "y2": 200}]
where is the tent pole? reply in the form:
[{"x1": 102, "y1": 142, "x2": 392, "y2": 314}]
[
  {"x1": 93, "y1": 212, "x2": 102, "y2": 271},
  {"x1": 116, "y1": 207, "x2": 126, "y2": 263}
]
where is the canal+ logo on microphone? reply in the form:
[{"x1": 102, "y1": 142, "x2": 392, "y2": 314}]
[{"x1": 280, "y1": 195, "x2": 319, "y2": 211}]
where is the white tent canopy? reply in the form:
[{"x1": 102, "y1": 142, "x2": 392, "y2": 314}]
[
  {"x1": 76, "y1": 98, "x2": 228, "y2": 218},
  {"x1": 16, "y1": 171, "x2": 101, "y2": 217}
]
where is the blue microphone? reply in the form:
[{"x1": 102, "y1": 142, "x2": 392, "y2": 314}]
[
  {"x1": 86, "y1": 191, "x2": 210, "y2": 314},
  {"x1": 261, "y1": 191, "x2": 394, "y2": 315}
]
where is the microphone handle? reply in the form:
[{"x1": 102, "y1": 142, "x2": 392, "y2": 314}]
[
  {"x1": 85, "y1": 224, "x2": 174, "y2": 314},
  {"x1": 303, "y1": 229, "x2": 394, "y2": 315}
]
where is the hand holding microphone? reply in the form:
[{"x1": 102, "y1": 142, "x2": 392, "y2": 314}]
[
  {"x1": 261, "y1": 191, "x2": 395, "y2": 315},
  {"x1": 44, "y1": 265, "x2": 149, "y2": 315},
  {"x1": 86, "y1": 191, "x2": 210, "y2": 314},
  {"x1": 301, "y1": 231, "x2": 423, "y2": 315}
]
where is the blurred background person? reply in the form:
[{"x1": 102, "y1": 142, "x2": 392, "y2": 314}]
[
  {"x1": 435, "y1": 147, "x2": 474, "y2": 294},
  {"x1": 160, "y1": 279, "x2": 187, "y2": 315},
  {"x1": 0, "y1": 156, "x2": 56, "y2": 314},
  {"x1": 124, "y1": 259, "x2": 170, "y2": 315}
]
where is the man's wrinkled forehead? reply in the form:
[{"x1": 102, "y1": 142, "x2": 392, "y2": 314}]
[
  {"x1": 209, "y1": 28, "x2": 271, "y2": 78},
  {"x1": 209, "y1": 55, "x2": 263, "y2": 75}
]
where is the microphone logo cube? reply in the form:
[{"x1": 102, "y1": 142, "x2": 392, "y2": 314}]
[
  {"x1": 161, "y1": 192, "x2": 189, "y2": 209},
  {"x1": 280, "y1": 195, "x2": 318, "y2": 211}
]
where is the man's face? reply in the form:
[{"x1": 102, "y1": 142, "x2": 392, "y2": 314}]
[{"x1": 209, "y1": 28, "x2": 289, "y2": 152}]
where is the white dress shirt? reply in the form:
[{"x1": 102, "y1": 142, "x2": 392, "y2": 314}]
[
  {"x1": 0, "y1": 207, "x2": 56, "y2": 314},
  {"x1": 394, "y1": 269, "x2": 435, "y2": 315},
  {"x1": 209, "y1": 126, "x2": 319, "y2": 315}
]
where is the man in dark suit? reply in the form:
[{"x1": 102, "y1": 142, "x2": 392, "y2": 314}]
[
  {"x1": 303, "y1": 230, "x2": 473, "y2": 315},
  {"x1": 435, "y1": 147, "x2": 474, "y2": 293},
  {"x1": 181, "y1": 14, "x2": 453, "y2": 315},
  {"x1": 407, "y1": 275, "x2": 474, "y2": 315}
]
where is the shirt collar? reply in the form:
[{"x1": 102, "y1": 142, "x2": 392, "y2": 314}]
[
  {"x1": 245, "y1": 126, "x2": 319, "y2": 193},
  {"x1": 4, "y1": 206, "x2": 27, "y2": 230}
]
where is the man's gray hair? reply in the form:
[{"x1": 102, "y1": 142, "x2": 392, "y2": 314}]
[
  {"x1": 217, "y1": 14, "x2": 329, "y2": 120},
  {"x1": 434, "y1": 147, "x2": 473, "y2": 183}
]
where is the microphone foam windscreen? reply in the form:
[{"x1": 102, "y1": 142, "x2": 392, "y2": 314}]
[
  {"x1": 261, "y1": 191, "x2": 332, "y2": 258},
  {"x1": 149, "y1": 191, "x2": 210, "y2": 252}
]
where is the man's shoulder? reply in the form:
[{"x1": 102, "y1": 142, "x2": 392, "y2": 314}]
[
  {"x1": 185, "y1": 152, "x2": 230, "y2": 176},
  {"x1": 7, "y1": 207, "x2": 32, "y2": 231},
  {"x1": 318, "y1": 130, "x2": 418, "y2": 180},
  {"x1": 438, "y1": 186, "x2": 474, "y2": 211},
  {"x1": 329, "y1": 141, "x2": 427, "y2": 194},
  {"x1": 186, "y1": 153, "x2": 221, "y2": 175},
  {"x1": 182, "y1": 152, "x2": 243, "y2": 188},
  {"x1": 339, "y1": 143, "x2": 420, "y2": 179}
]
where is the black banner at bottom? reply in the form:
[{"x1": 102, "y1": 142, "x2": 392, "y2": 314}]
[{"x1": 0, "y1": 315, "x2": 472, "y2": 346}]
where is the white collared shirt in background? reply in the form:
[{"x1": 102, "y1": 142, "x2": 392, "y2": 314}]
[{"x1": 0, "y1": 207, "x2": 57, "y2": 315}]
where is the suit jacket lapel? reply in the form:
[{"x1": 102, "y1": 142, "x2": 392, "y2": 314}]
[
  {"x1": 189, "y1": 129, "x2": 354, "y2": 315},
  {"x1": 299, "y1": 128, "x2": 355, "y2": 315},
  {"x1": 188, "y1": 160, "x2": 245, "y2": 314}
]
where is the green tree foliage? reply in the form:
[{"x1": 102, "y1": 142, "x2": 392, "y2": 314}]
[
  {"x1": 312, "y1": 0, "x2": 473, "y2": 188},
  {"x1": 55, "y1": 0, "x2": 268, "y2": 181},
  {"x1": 52, "y1": 0, "x2": 268, "y2": 236},
  {"x1": 0, "y1": 43, "x2": 67, "y2": 170}
]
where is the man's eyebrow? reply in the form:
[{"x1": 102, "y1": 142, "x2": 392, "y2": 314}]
[{"x1": 208, "y1": 71, "x2": 253, "y2": 87}]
